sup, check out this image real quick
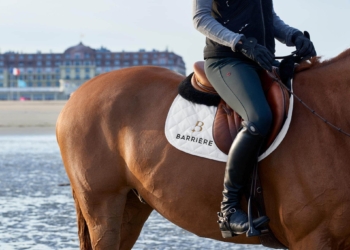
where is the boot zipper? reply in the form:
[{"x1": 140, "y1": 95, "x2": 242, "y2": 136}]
[{"x1": 259, "y1": 0, "x2": 266, "y2": 46}]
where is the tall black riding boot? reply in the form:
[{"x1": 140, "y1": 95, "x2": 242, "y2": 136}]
[{"x1": 218, "y1": 122, "x2": 269, "y2": 238}]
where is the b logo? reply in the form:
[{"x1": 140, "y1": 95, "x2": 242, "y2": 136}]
[{"x1": 192, "y1": 121, "x2": 204, "y2": 133}]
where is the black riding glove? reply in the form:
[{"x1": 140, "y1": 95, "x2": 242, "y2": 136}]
[
  {"x1": 292, "y1": 31, "x2": 317, "y2": 59},
  {"x1": 235, "y1": 36, "x2": 274, "y2": 71}
]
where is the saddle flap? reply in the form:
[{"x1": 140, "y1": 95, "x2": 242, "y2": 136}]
[{"x1": 213, "y1": 101, "x2": 242, "y2": 155}]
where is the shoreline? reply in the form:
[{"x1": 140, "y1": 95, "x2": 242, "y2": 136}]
[
  {"x1": 0, "y1": 101, "x2": 66, "y2": 135},
  {"x1": 0, "y1": 126, "x2": 56, "y2": 136}
]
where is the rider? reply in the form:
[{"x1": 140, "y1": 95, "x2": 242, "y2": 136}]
[{"x1": 193, "y1": 0, "x2": 316, "y2": 237}]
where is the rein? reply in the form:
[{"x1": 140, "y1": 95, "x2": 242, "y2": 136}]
[{"x1": 269, "y1": 55, "x2": 350, "y2": 138}]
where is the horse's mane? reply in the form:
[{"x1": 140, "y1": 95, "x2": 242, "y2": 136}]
[{"x1": 295, "y1": 48, "x2": 350, "y2": 73}]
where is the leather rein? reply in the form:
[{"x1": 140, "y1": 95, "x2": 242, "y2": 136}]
[{"x1": 272, "y1": 53, "x2": 350, "y2": 138}]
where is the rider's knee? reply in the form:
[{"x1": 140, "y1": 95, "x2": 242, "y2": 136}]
[{"x1": 251, "y1": 110, "x2": 273, "y2": 136}]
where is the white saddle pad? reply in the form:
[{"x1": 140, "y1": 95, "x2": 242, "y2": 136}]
[{"x1": 165, "y1": 85, "x2": 294, "y2": 162}]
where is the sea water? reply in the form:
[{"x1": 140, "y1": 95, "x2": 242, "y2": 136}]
[{"x1": 0, "y1": 134, "x2": 269, "y2": 250}]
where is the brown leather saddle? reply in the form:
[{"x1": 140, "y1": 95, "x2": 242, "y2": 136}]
[{"x1": 191, "y1": 61, "x2": 290, "y2": 154}]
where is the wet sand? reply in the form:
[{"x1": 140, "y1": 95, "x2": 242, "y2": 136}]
[{"x1": 0, "y1": 101, "x2": 66, "y2": 135}]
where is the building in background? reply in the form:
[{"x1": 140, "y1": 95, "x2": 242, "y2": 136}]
[{"x1": 0, "y1": 42, "x2": 186, "y2": 100}]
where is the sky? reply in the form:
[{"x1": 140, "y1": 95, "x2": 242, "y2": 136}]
[{"x1": 1, "y1": 0, "x2": 350, "y2": 73}]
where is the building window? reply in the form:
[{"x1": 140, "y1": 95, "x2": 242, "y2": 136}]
[
  {"x1": 142, "y1": 54, "x2": 148, "y2": 59},
  {"x1": 97, "y1": 61, "x2": 101, "y2": 66},
  {"x1": 55, "y1": 81, "x2": 60, "y2": 87},
  {"x1": 114, "y1": 54, "x2": 120, "y2": 59},
  {"x1": 105, "y1": 54, "x2": 111, "y2": 59},
  {"x1": 46, "y1": 61, "x2": 51, "y2": 66},
  {"x1": 114, "y1": 60, "x2": 120, "y2": 65},
  {"x1": 124, "y1": 62, "x2": 130, "y2": 66},
  {"x1": 85, "y1": 75, "x2": 90, "y2": 80},
  {"x1": 142, "y1": 60, "x2": 148, "y2": 65},
  {"x1": 159, "y1": 58, "x2": 166, "y2": 65},
  {"x1": 45, "y1": 94, "x2": 55, "y2": 100},
  {"x1": 37, "y1": 61, "x2": 42, "y2": 66},
  {"x1": 33, "y1": 94, "x2": 42, "y2": 100},
  {"x1": 124, "y1": 54, "x2": 130, "y2": 59},
  {"x1": 133, "y1": 54, "x2": 139, "y2": 59},
  {"x1": 106, "y1": 61, "x2": 110, "y2": 66},
  {"x1": 28, "y1": 82, "x2": 33, "y2": 87},
  {"x1": 75, "y1": 61, "x2": 80, "y2": 66},
  {"x1": 46, "y1": 55, "x2": 51, "y2": 59},
  {"x1": 75, "y1": 75, "x2": 80, "y2": 80},
  {"x1": 37, "y1": 55, "x2": 42, "y2": 60},
  {"x1": 96, "y1": 54, "x2": 102, "y2": 59},
  {"x1": 55, "y1": 61, "x2": 60, "y2": 66},
  {"x1": 84, "y1": 61, "x2": 90, "y2": 65},
  {"x1": 65, "y1": 75, "x2": 70, "y2": 80},
  {"x1": 65, "y1": 54, "x2": 70, "y2": 59},
  {"x1": 85, "y1": 54, "x2": 90, "y2": 59},
  {"x1": 133, "y1": 60, "x2": 139, "y2": 65},
  {"x1": 152, "y1": 60, "x2": 158, "y2": 64},
  {"x1": 75, "y1": 68, "x2": 80, "y2": 73},
  {"x1": 105, "y1": 67, "x2": 111, "y2": 72},
  {"x1": 37, "y1": 82, "x2": 42, "y2": 87},
  {"x1": 75, "y1": 53, "x2": 80, "y2": 59},
  {"x1": 85, "y1": 68, "x2": 90, "y2": 73},
  {"x1": 46, "y1": 81, "x2": 51, "y2": 86},
  {"x1": 65, "y1": 61, "x2": 70, "y2": 66},
  {"x1": 55, "y1": 55, "x2": 61, "y2": 59},
  {"x1": 28, "y1": 55, "x2": 33, "y2": 60}
]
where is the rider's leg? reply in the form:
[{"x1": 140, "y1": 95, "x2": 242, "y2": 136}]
[{"x1": 205, "y1": 57, "x2": 272, "y2": 237}]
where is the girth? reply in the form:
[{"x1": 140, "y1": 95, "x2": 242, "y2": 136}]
[{"x1": 191, "y1": 61, "x2": 290, "y2": 154}]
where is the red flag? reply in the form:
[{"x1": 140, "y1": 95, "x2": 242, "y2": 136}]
[{"x1": 12, "y1": 68, "x2": 20, "y2": 76}]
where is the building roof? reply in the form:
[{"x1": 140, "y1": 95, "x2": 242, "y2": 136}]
[{"x1": 63, "y1": 42, "x2": 95, "y2": 56}]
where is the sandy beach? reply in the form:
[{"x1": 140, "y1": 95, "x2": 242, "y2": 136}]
[{"x1": 0, "y1": 101, "x2": 66, "y2": 135}]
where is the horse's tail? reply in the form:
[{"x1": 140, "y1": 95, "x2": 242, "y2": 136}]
[{"x1": 73, "y1": 190, "x2": 92, "y2": 250}]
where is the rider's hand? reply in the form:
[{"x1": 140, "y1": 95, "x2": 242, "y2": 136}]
[
  {"x1": 292, "y1": 31, "x2": 317, "y2": 59},
  {"x1": 235, "y1": 36, "x2": 274, "y2": 72}
]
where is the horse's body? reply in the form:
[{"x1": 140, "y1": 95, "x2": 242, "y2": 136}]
[{"x1": 57, "y1": 51, "x2": 350, "y2": 250}]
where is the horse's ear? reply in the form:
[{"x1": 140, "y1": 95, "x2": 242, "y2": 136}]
[{"x1": 304, "y1": 31, "x2": 310, "y2": 40}]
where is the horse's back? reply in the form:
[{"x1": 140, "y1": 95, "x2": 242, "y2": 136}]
[{"x1": 57, "y1": 66, "x2": 183, "y2": 138}]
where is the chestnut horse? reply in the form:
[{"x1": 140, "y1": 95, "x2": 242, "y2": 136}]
[{"x1": 56, "y1": 50, "x2": 350, "y2": 250}]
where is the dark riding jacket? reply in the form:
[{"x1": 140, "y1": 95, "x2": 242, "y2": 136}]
[
  {"x1": 205, "y1": 0, "x2": 274, "y2": 58},
  {"x1": 193, "y1": 0, "x2": 300, "y2": 59}
]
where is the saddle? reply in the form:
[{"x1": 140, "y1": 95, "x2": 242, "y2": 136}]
[{"x1": 191, "y1": 61, "x2": 290, "y2": 154}]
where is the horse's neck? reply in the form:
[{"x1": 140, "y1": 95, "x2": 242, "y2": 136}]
[{"x1": 294, "y1": 61, "x2": 350, "y2": 126}]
